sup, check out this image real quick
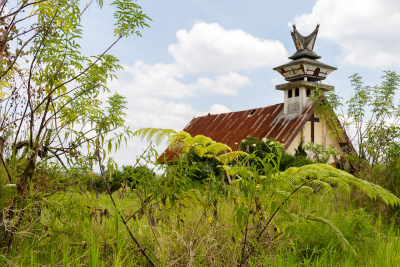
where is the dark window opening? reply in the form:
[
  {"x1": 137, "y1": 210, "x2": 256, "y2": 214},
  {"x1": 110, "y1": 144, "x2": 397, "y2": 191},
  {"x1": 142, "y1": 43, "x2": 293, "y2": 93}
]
[
  {"x1": 313, "y1": 68, "x2": 320, "y2": 76},
  {"x1": 295, "y1": 88, "x2": 299, "y2": 97},
  {"x1": 250, "y1": 109, "x2": 256, "y2": 115},
  {"x1": 306, "y1": 88, "x2": 311, "y2": 97},
  {"x1": 288, "y1": 89, "x2": 293, "y2": 98}
]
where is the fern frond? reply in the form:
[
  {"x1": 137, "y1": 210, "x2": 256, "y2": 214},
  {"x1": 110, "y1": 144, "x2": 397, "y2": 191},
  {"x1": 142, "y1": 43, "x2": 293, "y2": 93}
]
[
  {"x1": 133, "y1": 128, "x2": 177, "y2": 146},
  {"x1": 193, "y1": 145, "x2": 209, "y2": 158},
  {"x1": 298, "y1": 186, "x2": 314, "y2": 194},
  {"x1": 274, "y1": 189, "x2": 291, "y2": 198},
  {"x1": 305, "y1": 214, "x2": 357, "y2": 256},
  {"x1": 217, "y1": 151, "x2": 248, "y2": 165},
  {"x1": 167, "y1": 131, "x2": 191, "y2": 147},
  {"x1": 283, "y1": 174, "x2": 305, "y2": 186},
  {"x1": 320, "y1": 175, "x2": 351, "y2": 192},
  {"x1": 281, "y1": 164, "x2": 400, "y2": 207},
  {"x1": 207, "y1": 143, "x2": 232, "y2": 156},
  {"x1": 280, "y1": 167, "x2": 301, "y2": 178},
  {"x1": 192, "y1": 135, "x2": 214, "y2": 146},
  {"x1": 310, "y1": 180, "x2": 332, "y2": 191}
]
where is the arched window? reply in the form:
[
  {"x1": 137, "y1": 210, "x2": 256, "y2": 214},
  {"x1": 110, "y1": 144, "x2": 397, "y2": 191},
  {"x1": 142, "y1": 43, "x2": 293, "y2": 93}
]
[
  {"x1": 295, "y1": 88, "x2": 299, "y2": 97},
  {"x1": 306, "y1": 88, "x2": 311, "y2": 97},
  {"x1": 288, "y1": 89, "x2": 293, "y2": 98}
]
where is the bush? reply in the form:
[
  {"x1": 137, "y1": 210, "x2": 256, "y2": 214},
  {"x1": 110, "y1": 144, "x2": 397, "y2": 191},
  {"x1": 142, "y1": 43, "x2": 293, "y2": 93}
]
[
  {"x1": 279, "y1": 153, "x2": 314, "y2": 171},
  {"x1": 184, "y1": 150, "x2": 222, "y2": 181},
  {"x1": 238, "y1": 136, "x2": 314, "y2": 172},
  {"x1": 83, "y1": 165, "x2": 156, "y2": 192}
]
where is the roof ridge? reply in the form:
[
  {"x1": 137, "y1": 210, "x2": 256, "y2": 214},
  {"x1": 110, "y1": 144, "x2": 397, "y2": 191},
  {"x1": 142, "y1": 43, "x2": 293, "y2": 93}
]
[{"x1": 197, "y1": 102, "x2": 284, "y2": 119}]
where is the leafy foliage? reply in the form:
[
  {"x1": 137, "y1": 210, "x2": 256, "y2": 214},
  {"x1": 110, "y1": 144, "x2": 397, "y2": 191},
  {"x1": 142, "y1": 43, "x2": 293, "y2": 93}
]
[
  {"x1": 309, "y1": 71, "x2": 400, "y2": 219},
  {"x1": 280, "y1": 164, "x2": 400, "y2": 207},
  {"x1": 133, "y1": 128, "x2": 248, "y2": 183},
  {"x1": 305, "y1": 142, "x2": 340, "y2": 164},
  {"x1": 0, "y1": 0, "x2": 152, "y2": 256},
  {"x1": 294, "y1": 138, "x2": 307, "y2": 158},
  {"x1": 132, "y1": 131, "x2": 400, "y2": 264},
  {"x1": 279, "y1": 153, "x2": 314, "y2": 171}
]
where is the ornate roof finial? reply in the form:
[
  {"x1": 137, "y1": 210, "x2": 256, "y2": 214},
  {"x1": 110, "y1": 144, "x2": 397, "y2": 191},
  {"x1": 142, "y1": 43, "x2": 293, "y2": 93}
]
[{"x1": 289, "y1": 24, "x2": 321, "y2": 60}]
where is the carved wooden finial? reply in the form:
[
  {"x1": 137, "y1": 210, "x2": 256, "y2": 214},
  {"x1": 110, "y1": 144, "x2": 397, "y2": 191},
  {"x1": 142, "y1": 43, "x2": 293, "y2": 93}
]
[{"x1": 289, "y1": 24, "x2": 321, "y2": 60}]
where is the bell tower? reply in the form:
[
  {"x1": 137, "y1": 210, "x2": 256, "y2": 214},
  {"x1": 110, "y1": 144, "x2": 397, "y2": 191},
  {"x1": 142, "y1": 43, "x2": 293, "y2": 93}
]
[{"x1": 273, "y1": 24, "x2": 337, "y2": 114}]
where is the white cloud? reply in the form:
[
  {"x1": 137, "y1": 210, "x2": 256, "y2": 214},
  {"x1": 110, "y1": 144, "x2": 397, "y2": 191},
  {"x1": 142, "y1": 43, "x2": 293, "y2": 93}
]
[
  {"x1": 291, "y1": 0, "x2": 400, "y2": 68},
  {"x1": 271, "y1": 77, "x2": 281, "y2": 85},
  {"x1": 108, "y1": 80, "x2": 233, "y2": 131},
  {"x1": 169, "y1": 22, "x2": 288, "y2": 72},
  {"x1": 105, "y1": 22, "x2": 284, "y2": 163},
  {"x1": 117, "y1": 62, "x2": 251, "y2": 98},
  {"x1": 208, "y1": 104, "x2": 232, "y2": 114}
]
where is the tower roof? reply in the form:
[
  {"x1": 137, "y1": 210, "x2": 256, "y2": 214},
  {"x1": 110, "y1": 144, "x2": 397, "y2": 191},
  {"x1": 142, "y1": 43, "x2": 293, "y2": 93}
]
[
  {"x1": 274, "y1": 25, "x2": 336, "y2": 82},
  {"x1": 289, "y1": 24, "x2": 320, "y2": 60}
]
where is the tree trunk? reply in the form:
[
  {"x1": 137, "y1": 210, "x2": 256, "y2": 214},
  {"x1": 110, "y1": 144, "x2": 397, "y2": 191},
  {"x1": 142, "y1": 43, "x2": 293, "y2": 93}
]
[
  {"x1": 18, "y1": 150, "x2": 38, "y2": 195},
  {"x1": 0, "y1": 136, "x2": 4, "y2": 155}
]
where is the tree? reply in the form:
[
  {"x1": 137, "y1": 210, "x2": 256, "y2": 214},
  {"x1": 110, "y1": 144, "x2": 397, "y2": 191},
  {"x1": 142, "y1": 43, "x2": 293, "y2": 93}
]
[
  {"x1": 310, "y1": 71, "x2": 400, "y2": 193},
  {"x1": 0, "y1": 0, "x2": 151, "y2": 250},
  {"x1": 0, "y1": 0, "x2": 150, "y2": 189}
]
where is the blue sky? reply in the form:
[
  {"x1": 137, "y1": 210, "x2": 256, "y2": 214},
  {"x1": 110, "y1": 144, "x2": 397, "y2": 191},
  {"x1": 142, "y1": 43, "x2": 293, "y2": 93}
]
[{"x1": 78, "y1": 0, "x2": 400, "y2": 165}]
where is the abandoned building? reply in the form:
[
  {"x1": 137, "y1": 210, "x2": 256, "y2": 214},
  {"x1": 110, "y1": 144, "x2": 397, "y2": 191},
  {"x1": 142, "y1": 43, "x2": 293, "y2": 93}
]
[{"x1": 162, "y1": 25, "x2": 353, "y2": 162}]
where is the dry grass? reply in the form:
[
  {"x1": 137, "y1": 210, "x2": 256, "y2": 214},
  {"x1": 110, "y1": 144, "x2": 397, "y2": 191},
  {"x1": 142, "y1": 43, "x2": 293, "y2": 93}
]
[{"x1": 0, "y1": 186, "x2": 399, "y2": 266}]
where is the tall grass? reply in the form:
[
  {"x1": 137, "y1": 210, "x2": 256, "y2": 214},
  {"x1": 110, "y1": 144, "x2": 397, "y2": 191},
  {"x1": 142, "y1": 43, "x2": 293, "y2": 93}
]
[{"x1": 1, "y1": 180, "x2": 399, "y2": 266}]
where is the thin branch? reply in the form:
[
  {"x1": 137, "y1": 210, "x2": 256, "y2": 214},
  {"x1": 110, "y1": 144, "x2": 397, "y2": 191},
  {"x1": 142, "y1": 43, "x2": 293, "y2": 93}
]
[
  {"x1": 43, "y1": 181, "x2": 78, "y2": 198},
  {"x1": 242, "y1": 178, "x2": 317, "y2": 263},
  {"x1": 0, "y1": 152, "x2": 12, "y2": 183},
  {"x1": 0, "y1": 0, "x2": 48, "y2": 20}
]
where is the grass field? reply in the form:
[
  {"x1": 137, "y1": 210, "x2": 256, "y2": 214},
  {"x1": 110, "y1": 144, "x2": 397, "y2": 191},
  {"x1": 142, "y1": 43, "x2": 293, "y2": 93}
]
[{"x1": 1, "y1": 183, "x2": 400, "y2": 266}]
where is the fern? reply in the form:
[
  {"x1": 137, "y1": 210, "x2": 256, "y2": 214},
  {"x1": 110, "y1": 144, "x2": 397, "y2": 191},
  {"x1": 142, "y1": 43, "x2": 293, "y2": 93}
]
[
  {"x1": 169, "y1": 131, "x2": 192, "y2": 147},
  {"x1": 217, "y1": 151, "x2": 247, "y2": 165},
  {"x1": 280, "y1": 164, "x2": 400, "y2": 207},
  {"x1": 134, "y1": 128, "x2": 249, "y2": 167},
  {"x1": 133, "y1": 128, "x2": 178, "y2": 146}
]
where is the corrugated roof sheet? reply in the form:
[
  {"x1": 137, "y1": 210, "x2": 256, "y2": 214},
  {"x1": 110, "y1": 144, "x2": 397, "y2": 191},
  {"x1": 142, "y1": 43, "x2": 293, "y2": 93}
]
[{"x1": 158, "y1": 101, "x2": 316, "y2": 162}]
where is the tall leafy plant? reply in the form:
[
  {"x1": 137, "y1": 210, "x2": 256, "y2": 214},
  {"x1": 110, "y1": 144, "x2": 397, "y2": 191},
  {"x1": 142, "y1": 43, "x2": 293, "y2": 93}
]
[
  {"x1": 134, "y1": 128, "x2": 400, "y2": 265},
  {"x1": 309, "y1": 72, "x2": 400, "y2": 192},
  {"x1": 0, "y1": 0, "x2": 152, "y2": 255}
]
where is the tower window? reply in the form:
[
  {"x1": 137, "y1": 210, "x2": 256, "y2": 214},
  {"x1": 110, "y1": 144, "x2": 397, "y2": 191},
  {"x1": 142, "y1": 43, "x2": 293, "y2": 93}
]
[
  {"x1": 313, "y1": 68, "x2": 320, "y2": 76},
  {"x1": 295, "y1": 88, "x2": 299, "y2": 97},
  {"x1": 288, "y1": 89, "x2": 293, "y2": 98},
  {"x1": 306, "y1": 88, "x2": 311, "y2": 97}
]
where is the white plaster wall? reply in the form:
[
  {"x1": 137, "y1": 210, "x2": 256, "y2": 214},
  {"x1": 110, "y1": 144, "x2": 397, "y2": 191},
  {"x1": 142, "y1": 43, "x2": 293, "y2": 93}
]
[
  {"x1": 284, "y1": 86, "x2": 310, "y2": 114},
  {"x1": 286, "y1": 130, "x2": 302, "y2": 155},
  {"x1": 285, "y1": 116, "x2": 344, "y2": 163}
]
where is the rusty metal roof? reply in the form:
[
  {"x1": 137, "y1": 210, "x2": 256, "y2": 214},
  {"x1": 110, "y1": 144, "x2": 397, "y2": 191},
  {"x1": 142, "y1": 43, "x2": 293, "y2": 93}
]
[{"x1": 158, "y1": 101, "x2": 317, "y2": 162}]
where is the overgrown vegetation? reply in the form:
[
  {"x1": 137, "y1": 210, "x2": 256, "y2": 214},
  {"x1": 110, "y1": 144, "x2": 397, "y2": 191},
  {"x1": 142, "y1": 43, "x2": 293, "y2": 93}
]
[
  {"x1": 2, "y1": 129, "x2": 400, "y2": 266},
  {"x1": 1, "y1": 1, "x2": 400, "y2": 266},
  {"x1": 310, "y1": 71, "x2": 400, "y2": 220}
]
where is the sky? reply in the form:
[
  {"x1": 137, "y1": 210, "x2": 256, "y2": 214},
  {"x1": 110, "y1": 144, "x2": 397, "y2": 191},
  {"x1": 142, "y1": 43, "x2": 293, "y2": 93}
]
[{"x1": 77, "y1": 0, "x2": 400, "y2": 166}]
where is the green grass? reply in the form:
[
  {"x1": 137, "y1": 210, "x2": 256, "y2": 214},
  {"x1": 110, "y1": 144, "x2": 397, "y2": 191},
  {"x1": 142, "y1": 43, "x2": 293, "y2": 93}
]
[{"x1": 1, "y1": 184, "x2": 400, "y2": 266}]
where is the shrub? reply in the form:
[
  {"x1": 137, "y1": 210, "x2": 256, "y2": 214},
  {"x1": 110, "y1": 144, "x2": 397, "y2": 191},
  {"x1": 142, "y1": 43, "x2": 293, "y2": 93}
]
[
  {"x1": 294, "y1": 138, "x2": 307, "y2": 158},
  {"x1": 279, "y1": 153, "x2": 314, "y2": 171}
]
